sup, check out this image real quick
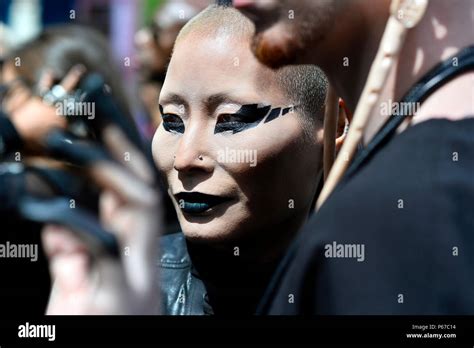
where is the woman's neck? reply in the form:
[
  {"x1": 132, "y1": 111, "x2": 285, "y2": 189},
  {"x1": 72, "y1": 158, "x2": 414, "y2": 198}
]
[{"x1": 186, "y1": 208, "x2": 309, "y2": 314}]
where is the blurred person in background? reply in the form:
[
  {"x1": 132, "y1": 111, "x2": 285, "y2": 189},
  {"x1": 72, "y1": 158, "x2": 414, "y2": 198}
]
[
  {"x1": 1, "y1": 24, "x2": 137, "y2": 154},
  {"x1": 0, "y1": 24, "x2": 148, "y2": 314},
  {"x1": 134, "y1": 0, "x2": 210, "y2": 135},
  {"x1": 0, "y1": 22, "x2": 12, "y2": 82}
]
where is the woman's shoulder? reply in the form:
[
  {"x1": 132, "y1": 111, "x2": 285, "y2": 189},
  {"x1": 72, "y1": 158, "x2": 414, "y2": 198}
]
[
  {"x1": 158, "y1": 232, "x2": 209, "y2": 315},
  {"x1": 158, "y1": 232, "x2": 192, "y2": 268}
]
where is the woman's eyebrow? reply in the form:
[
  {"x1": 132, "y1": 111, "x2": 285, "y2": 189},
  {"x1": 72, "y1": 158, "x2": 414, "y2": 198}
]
[
  {"x1": 205, "y1": 93, "x2": 249, "y2": 111},
  {"x1": 159, "y1": 93, "x2": 246, "y2": 112},
  {"x1": 159, "y1": 93, "x2": 188, "y2": 108}
]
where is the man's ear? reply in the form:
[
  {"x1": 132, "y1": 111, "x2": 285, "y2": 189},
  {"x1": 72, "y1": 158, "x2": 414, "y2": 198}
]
[{"x1": 335, "y1": 99, "x2": 352, "y2": 152}]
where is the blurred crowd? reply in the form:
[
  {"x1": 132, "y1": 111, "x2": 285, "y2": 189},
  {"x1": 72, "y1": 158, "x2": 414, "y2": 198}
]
[{"x1": 0, "y1": 0, "x2": 211, "y2": 314}]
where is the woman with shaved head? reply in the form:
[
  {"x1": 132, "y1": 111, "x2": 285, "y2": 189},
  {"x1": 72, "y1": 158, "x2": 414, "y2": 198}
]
[{"x1": 41, "y1": 4, "x2": 347, "y2": 315}]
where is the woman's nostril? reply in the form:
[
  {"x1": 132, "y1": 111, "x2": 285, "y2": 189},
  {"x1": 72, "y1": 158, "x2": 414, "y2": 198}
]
[{"x1": 173, "y1": 152, "x2": 213, "y2": 174}]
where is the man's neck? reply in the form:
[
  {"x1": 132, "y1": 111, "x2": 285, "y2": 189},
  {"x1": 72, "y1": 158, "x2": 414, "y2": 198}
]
[
  {"x1": 324, "y1": 0, "x2": 474, "y2": 143},
  {"x1": 321, "y1": 0, "x2": 389, "y2": 111},
  {"x1": 394, "y1": 0, "x2": 473, "y2": 102}
]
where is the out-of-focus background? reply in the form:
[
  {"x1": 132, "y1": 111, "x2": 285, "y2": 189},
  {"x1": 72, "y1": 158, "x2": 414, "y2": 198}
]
[
  {"x1": 0, "y1": 0, "x2": 211, "y2": 139},
  {"x1": 0, "y1": 0, "x2": 213, "y2": 316}
]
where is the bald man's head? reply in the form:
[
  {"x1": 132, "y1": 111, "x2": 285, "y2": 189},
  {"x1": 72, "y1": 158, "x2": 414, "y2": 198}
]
[{"x1": 174, "y1": 4, "x2": 328, "y2": 129}]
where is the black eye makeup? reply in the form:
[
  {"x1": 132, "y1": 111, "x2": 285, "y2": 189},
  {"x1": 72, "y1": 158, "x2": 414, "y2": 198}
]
[
  {"x1": 159, "y1": 103, "x2": 296, "y2": 135},
  {"x1": 214, "y1": 104, "x2": 270, "y2": 134},
  {"x1": 159, "y1": 105, "x2": 185, "y2": 134},
  {"x1": 264, "y1": 106, "x2": 293, "y2": 123},
  {"x1": 215, "y1": 104, "x2": 295, "y2": 134}
]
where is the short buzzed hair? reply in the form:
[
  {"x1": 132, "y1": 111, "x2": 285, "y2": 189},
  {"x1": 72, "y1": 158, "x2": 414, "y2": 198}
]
[{"x1": 175, "y1": 4, "x2": 328, "y2": 130}]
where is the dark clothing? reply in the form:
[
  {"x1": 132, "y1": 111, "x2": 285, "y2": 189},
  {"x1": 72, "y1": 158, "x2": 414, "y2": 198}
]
[
  {"x1": 0, "y1": 111, "x2": 22, "y2": 159},
  {"x1": 158, "y1": 232, "x2": 279, "y2": 315},
  {"x1": 260, "y1": 117, "x2": 474, "y2": 314},
  {"x1": 158, "y1": 233, "x2": 209, "y2": 315},
  {"x1": 259, "y1": 45, "x2": 474, "y2": 315}
]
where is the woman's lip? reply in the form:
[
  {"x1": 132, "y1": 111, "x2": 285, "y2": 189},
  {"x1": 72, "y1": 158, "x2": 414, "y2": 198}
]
[
  {"x1": 181, "y1": 201, "x2": 232, "y2": 217},
  {"x1": 174, "y1": 192, "x2": 231, "y2": 201},
  {"x1": 174, "y1": 192, "x2": 233, "y2": 215}
]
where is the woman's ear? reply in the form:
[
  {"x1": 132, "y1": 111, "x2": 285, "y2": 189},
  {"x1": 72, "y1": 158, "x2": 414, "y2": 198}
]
[{"x1": 335, "y1": 98, "x2": 352, "y2": 153}]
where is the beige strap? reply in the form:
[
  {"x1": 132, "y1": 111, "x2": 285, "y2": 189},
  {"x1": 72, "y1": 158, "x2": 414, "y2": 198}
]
[
  {"x1": 322, "y1": 85, "x2": 339, "y2": 181},
  {"x1": 316, "y1": 0, "x2": 429, "y2": 210}
]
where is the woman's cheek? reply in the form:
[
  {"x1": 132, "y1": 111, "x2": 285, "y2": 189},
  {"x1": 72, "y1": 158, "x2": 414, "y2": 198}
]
[
  {"x1": 151, "y1": 128, "x2": 176, "y2": 174},
  {"x1": 212, "y1": 118, "x2": 301, "y2": 176}
]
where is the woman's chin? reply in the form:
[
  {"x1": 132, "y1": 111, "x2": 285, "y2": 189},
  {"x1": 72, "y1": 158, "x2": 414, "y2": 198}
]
[
  {"x1": 176, "y1": 199, "x2": 247, "y2": 243},
  {"x1": 178, "y1": 209, "x2": 250, "y2": 245},
  {"x1": 179, "y1": 218, "x2": 238, "y2": 244}
]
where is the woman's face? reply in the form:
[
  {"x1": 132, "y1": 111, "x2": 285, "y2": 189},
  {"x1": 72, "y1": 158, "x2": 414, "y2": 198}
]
[{"x1": 152, "y1": 32, "x2": 323, "y2": 244}]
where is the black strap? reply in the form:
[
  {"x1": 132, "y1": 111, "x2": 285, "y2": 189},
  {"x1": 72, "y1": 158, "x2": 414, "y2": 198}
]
[{"x1": 345, "y1": 45, "x2": 474, "y2": 179}]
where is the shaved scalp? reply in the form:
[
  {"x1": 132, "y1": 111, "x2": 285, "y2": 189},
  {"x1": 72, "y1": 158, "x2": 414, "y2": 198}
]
[
  {"x1": 176, "y1": 5, "x2": 254, "y2": 47},
  {"x1": 175, "y1": 5, "x2": 328, "y2": 131}
]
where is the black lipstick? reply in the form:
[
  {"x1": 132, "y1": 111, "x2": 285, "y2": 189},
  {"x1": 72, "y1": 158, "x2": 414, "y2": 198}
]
[{"x1": 175, "y1": 192, "x2": 231, "y2": 214}]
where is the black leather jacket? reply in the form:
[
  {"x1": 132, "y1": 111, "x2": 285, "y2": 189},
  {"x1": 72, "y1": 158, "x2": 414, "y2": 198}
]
[
  {"x1": 158, "y1": 232, "x2": 277, "y2": 315},
  {"x1": 158, "y1": 233, "x2": 213, "y2": 315}
]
